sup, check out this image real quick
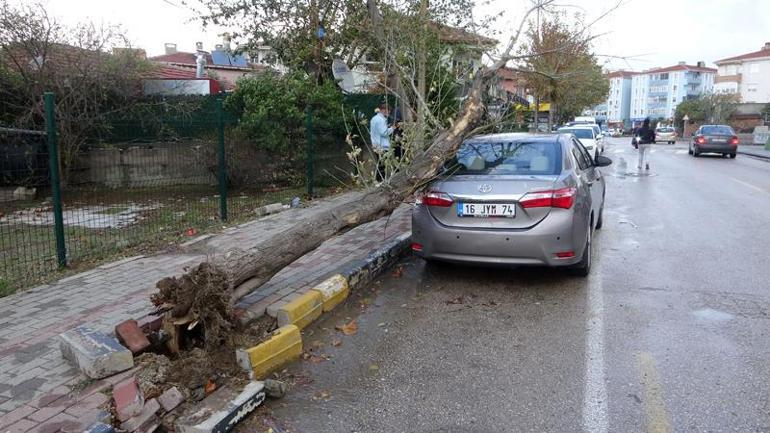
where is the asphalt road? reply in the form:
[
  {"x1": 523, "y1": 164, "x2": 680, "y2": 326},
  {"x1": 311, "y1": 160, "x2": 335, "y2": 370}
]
[{"x1": 256, "y1": 138, "x2": 770, "y2": 433}]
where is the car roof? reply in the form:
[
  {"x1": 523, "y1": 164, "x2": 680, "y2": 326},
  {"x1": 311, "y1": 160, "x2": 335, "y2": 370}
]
[
  {"x1": 466, "y1": 132, "x2": 558, "y2": 142},
  {"x1": 560, "y1": 125, "x2": 596, "y2": 130}
]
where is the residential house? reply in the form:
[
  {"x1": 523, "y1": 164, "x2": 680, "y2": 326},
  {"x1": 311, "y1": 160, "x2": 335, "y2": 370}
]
[
  {"x1": 605, "y1": 70, "x2": 635, "y2": 128},
  {"x1": 149, "y1": 42, "x2": 267, "y2": 90},
  {"x1": 714, "y1": 42, "x2": 770, "y2": 103},
  {"x1": 142, "y1": 65, "x2": 221, "y2": 95},
  {"x1": 630, "y1": 62, "x2": 716, "y2": 124},
  {"x1": 490, "y1": 68, "x2": 530, "y2": 106}
]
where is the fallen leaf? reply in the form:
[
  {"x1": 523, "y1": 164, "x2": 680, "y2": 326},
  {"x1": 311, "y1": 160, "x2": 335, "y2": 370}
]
[
  {"x1": 331, "y1": 339, "x2": 342, "y2": 347},
  {"x1": 392, "y1": 266, "x2": 404, "y2": 278},
  {"x1": 205, "y1": 379, "x2": 216, "y2": 395},
  {"x1": 377, "y1": 322, "x2": 386, "y2": 327},
  {"x1": 185, "y1": 227, "x2": 197, "y2": 236},
  {"x1": 335, "y1": 320, "x2": 358, "y2": 336},
  {"x1": 369, "y1": 363, "x2": 380, "y2": 371}
]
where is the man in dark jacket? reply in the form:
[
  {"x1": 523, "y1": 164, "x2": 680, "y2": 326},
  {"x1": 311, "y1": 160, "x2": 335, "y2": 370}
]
[{"x1": 635, "y1": 117, "x2": 656, "y2": 170}]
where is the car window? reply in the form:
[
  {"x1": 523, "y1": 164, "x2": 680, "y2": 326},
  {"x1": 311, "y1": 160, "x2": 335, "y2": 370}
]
[
  {"x1": 559, "y1": 128, "x2": 593, "y2": 139},
  {"x1": 574, "y1": 139, "x2": 594, "y2": 166},
  {"x1": 570, "y1": 140, "x2": 591, "y2": 170},
  {"x1": 657, "y1": 127, "x2": 674, "y2": 133},
  {"x1": 701, "y1": 125, "x2": 734, "y2": 135},
  {"x1": 448, "y1": 140, "x2": 563, "y2": 176}
]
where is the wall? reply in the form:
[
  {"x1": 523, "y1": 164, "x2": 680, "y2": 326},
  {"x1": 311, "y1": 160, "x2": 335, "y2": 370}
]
[{"x1": 740, "y1": 59, "x2": 770, "y2": 103}]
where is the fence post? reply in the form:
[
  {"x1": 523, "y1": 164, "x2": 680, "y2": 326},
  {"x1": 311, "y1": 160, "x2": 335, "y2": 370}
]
[
  {"x1": 305, "y1": 106, "x2": 315, "y2": 198},
  {"x1": 216, "y1": 96, "x2": 228, "y2": 222},
  {"x1": 44, "y1": 92, "x2": 67, "y2": 268}
]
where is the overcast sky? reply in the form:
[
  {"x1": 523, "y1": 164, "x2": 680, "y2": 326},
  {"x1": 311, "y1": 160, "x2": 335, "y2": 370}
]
[{"x1": 28, "y1": 0, "x2": 770, "y2": 70}]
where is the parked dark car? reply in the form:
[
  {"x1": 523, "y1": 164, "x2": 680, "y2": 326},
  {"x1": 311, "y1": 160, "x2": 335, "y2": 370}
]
[
  {"x1": 689, "y1": 125, "x2": 739, "y2": 158},
  {"x1": 411, "y1": 133, "x2": 612, "y2": 277}
]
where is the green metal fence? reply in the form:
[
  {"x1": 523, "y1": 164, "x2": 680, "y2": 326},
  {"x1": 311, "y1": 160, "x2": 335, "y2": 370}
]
[{"x1": 0, "y1": 94, "x2": 349, "y2": 296}]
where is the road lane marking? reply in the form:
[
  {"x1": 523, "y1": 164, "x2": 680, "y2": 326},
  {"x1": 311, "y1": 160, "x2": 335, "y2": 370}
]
[
  {"x1": 729, "y1": 177, "x2": 767, "y2": 194},
  {"x1": 582, "y1": 262, "x2": 608, "y2": 433},
  {"x1": 638, "y1": 352, "x2": 672, "y2": 433},
  {"x1": 675, "y1": 150, "x2": 687, "y2": 155}
]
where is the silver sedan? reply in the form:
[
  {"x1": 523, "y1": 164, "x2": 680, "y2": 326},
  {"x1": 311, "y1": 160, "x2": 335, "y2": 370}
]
[{"x1": 410, "y1": 133, "x2": 611, "y2": 276}]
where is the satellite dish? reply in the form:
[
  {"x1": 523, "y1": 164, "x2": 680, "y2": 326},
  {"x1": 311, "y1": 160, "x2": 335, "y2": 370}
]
[{"x1": 332, "y1": 58, "x2": 357, "y2": 93}]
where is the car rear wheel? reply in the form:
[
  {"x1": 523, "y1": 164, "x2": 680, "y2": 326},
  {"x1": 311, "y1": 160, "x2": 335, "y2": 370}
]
[
  {"x1": 730, "y1": 153, "x2": 737, "y2": 159},
  {"x1": 688, "y1": 145, "x2": 693, "y2": 155},
  {"x1": 693, "y1": 145, "x2": 700, "y2": 157},
  {"x1": 570, "y1": 224, "x2": 592, "y2": 277}
]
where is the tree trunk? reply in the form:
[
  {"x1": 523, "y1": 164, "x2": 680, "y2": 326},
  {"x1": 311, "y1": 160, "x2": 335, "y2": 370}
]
[{"x1": 155, "y1": 76, "x2": 488, "y2": 318}]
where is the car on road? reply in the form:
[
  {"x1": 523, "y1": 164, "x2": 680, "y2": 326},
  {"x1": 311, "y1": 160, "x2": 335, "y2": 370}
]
[
  {"x1": 410, "y1": 133, "x2": 612, "y2": 276},
  {"x1": 655, "y1": 126, "x2": 677, "y2": 144},
  {"x1": 689, "y1": 125, "x2": 739, "y2": 158},
  {"x1": 558, "y1": 126, "x2": 603, "y2": 158}
]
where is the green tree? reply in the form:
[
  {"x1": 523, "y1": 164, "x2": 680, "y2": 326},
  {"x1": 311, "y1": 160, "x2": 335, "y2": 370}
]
[
  {"x1": 520, "y1": 13, "x2": 609, "y2": 127},
  {"x1": 674, "y1": 93, "x2": 740, "y2": 126}
]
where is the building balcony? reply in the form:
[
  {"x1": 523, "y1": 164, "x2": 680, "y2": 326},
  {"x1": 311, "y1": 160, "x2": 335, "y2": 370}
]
[{"x1": 714, "y1": 74, "x2": 741, "y2": 84}]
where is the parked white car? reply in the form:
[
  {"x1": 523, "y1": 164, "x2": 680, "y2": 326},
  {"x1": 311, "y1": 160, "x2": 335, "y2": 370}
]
[{"x1": 558, "y1": 125, "x2": 603, "y2": 159}]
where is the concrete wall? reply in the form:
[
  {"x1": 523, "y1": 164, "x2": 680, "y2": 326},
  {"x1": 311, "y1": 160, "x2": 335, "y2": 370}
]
[{"x1": 83, "y1": 142, "x2": 215, "y2": 188}]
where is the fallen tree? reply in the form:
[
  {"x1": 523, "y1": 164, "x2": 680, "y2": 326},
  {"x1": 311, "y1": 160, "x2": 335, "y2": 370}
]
[{"x1": 153, "y1": 0, "x2": 620, "y2": 339}]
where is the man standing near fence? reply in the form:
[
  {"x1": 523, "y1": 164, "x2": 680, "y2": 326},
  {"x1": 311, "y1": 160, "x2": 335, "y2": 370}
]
[{"x1": 370, "y1": 103, "x2": 394, "y2": 181}]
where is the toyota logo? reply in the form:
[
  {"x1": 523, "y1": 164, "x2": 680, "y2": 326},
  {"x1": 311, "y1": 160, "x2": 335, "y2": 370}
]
[{"x1": 478, "y1": 184, "x2": 493, "y2": 193}]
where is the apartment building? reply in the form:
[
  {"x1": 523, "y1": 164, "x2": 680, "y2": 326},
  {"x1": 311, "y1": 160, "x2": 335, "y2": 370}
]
[
  {"x1": 630, "y1": 62, "x2": 716, "y2": 123},
  {"x1": 714, "y1": 42, "x2": 770, "y2": 103},
  {"x1": 605, "y1": 70, "x2": 635, "y2": 127}
]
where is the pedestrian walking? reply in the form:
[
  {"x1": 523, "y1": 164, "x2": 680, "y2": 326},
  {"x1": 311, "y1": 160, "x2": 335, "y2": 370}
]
[
  {"x1": 634, "y1": 117, "x2": 656, "y2": 170},
  {"x1": 370, "y1": 103, "x2": 394, "y2": 180}
]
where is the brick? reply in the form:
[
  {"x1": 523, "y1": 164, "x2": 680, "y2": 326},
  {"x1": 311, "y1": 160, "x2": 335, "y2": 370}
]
[
  {"x1": 27, "y1": 404, "x2": 66, "y2": 422},
  {"x1": 236, "y1": 325, "x2": 302, "y2": 379},
  {"x1": 65, "y1": 393, "x2": 110, "y2": 417},
  {"x1": 158, "y1": 387, "x2": 184, "y2": 413},
  {"x1": 4, "y1": 418, "x2": 37, "y2": 433},
  {"x1": 136, "y1": 315, "x2": 163, "y2": 334},
  {"x1": 59, "y1": 326, "x2": 134, "y2": 379},
  {"x1": 0, "y1": 404, "x2": 35, "y2": 429},
  {"x1": 115, "y1": 320, "x2": 150, "y2": 354},
  {"x1": 121, "y1": 398, "x2": 159, "y2": 432},
  {"x1": 113, "y1": 377, "x2": 144, "y2": 421},
  {"x1": 31, "y1": 411, "x2": 87, "y2": 433},
  {"x1": 175, "y1": 381, "x2": 266, "y2": 433}
]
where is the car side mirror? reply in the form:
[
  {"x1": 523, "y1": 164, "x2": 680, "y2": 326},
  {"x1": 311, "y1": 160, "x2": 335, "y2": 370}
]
[{"x1": 594, "y1": 155, "x2": 612, "y2": 167}]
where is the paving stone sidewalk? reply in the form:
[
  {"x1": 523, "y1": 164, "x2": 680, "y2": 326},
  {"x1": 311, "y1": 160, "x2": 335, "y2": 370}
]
[
  {"x1": 737, "y1": 144, "x2": 770, "y2": 160},
  {"x1": 0, "y1": 191, "x2": 411, "y2": 432}
]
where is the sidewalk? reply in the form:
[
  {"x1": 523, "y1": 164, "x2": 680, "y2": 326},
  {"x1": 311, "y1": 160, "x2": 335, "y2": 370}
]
[
  {"x1": 0, "y1": 191, "x2": 411, "y2": 432},
  {"x1": 737, "y1": 144, "x2": 770, "y2": 160}
]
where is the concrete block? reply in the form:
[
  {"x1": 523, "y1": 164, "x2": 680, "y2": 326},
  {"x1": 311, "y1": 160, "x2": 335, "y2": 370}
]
[
  {"x1": 115, "y1": 320, "x2": 151, "y2": 354},
  {"x1": 310, "y1": 274, "x2": 350, "y2": 312},
  {"x1": 83, "y1": 422, "x2": 117, "y2": 433},
  {"x1": 158, "y1": 386, "x2": 184, "y2": 413},
  {"x1": 59, "y1": 326, "x2": 134, "y2": 379},
  {"x1": 235, "y1": 325, "x2": 302, "y2": 379},
  {"x1": 175, "y1": 381, "x2": 266, "y2": 433},
  {"x1": 121, "y1": 398, "x2": 160, "y2": 432},
  {"x1": 275, "y1": 290, "x2": 322, "y2": 329},
  {"x1": 113, "y1": 377, "x2": 144, "y2": 421}
]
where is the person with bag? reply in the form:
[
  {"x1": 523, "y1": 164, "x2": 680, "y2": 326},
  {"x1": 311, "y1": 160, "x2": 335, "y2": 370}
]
[{"x1": 633, "y1": 117, "x2": 656, "y2": 170}]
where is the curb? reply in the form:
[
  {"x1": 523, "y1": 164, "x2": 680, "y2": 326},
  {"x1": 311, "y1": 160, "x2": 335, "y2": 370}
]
[
  {"x1": 737, "y1": 149, "x2": 770, "y2": 160},
  {"x1": 237, "y1": 231, "x2": 411, "y2": 379}
]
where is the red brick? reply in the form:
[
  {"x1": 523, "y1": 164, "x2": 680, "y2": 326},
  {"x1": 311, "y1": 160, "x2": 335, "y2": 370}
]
[
  {"x1": 157, "y1": 387, "x2": 184, "y2": 412},
  {"x1": 29, "y1": 412, "x2": 85, "y2": 433},
  {"x1": 0, "y1": 404, "x2": 35, "y2": 429},
  {"x1": 115, "y1": 320, "x2": 150, "y2": 354},
  {"x1": 112, "y1": 377, "x2": 144, "y2": 422},
  {"x1": 27, "y1": 405, "x2": 66, "y2": 423},
  {"x1": 136, "y1": 314, "x2": 162, "y2": 334},
  {"x1": 65, "y1": 392, "x2": 110, "y2": 417},
  {"x1": 120, "y1": 399, "x2": 159, "y2": 432}
]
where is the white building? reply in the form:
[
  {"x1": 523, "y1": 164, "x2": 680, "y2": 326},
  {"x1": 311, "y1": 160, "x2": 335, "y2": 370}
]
[
  {"x1": 605, "y1": 71, "x2": 635, "y2": 127},
  {"x1": 714, "y1": 42, "x2": 770, "y2": 103},
  {"x1": 630, "y1": 62, "x2": 716, "y2": 124}
]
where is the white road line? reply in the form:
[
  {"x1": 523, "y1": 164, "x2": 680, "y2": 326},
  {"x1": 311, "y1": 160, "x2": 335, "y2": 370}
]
[
  {"x1": 729, "y1": 177, "x2": 766, "y2": 193},
  {"x1": 582, "y1": 260, "x2": 608, "y2": 433},
  {"x1": 675, "y1": 150, "x2": 687, "y2": 155}
]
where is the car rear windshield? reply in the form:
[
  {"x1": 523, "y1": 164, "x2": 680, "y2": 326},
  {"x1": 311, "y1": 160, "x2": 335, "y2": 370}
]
[
  {"x1": 701, "y1": 126, "x2": 734, "y2": 135},
  {"x1": 657, "y1": 127, "x2": 674, "y2": 133},
  {"x1": 447, "y1": 140, "x2": 563, "y2": 176},
  {"x1": 559, "y1": 128, "x2": 593, "y2": 139}
]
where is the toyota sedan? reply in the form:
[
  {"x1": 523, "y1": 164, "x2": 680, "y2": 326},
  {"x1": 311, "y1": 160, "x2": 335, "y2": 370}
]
[{"x1": 411, "y1": 133, "x2": 612, "y2": 276}]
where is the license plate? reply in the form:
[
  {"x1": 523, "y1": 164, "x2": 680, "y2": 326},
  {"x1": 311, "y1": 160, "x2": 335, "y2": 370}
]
[
  {"x1": 713, "y1": 138, "x2": 726, "y2": 143},
  {"x1": 457, "y1": 202, "x2": 515, "y2": 218}
]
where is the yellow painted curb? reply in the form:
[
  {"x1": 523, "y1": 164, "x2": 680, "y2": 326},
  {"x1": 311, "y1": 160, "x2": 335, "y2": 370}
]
[
  {"x1": 236, "y1": 324, "x2": 302, "y2": 379},
  {"x1": 309, "y1": 274, "x2": 350, "y2": 312},
  {"x1": 276, "y1": 290, "x2": 323, "y2": 329}
]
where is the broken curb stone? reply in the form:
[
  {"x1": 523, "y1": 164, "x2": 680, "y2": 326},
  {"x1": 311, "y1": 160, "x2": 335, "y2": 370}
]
[
  {"x1": 158, "y1": 386, "x2": 185, "y2": 412},
  {"x1": 113, "y1": 377, "x2": 145, "y2": 421},
  {"x1": 116, "y1": 320, "x2": 151, "y2": 354},
  {"x1": 263, "y1": 379, "x2": 287, "y2": 399},
  {"x1": 175, "y1": 381, "x2": 266, "y2": 433},
  {"x1": 59, "y1": 326, "x2": 134, "y2": 379}
]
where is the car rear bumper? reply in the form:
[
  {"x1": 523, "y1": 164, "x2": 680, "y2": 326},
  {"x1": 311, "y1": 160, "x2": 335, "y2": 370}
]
[
  {"x1": 695, "y1": 144, "x2": 737, "y2": 153},
  {"x1": 411, "y1": 206, "x2": 585, "y2": 267}
]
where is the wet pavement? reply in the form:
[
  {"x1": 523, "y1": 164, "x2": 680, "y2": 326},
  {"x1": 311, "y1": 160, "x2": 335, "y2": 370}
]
[{"x1": 258, "y1": 138, "x2": 770, "y2": 433}]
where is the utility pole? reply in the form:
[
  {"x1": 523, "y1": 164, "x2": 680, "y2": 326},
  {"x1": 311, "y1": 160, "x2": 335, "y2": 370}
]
[{"x1": 416, "y1": 0, "x2": 428, "y2": 148}]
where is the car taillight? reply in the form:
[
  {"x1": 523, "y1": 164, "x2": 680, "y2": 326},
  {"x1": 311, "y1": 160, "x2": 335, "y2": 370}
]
[
  {"x1": 520, "y1": 187, "x2": 576, "y2": 210},
  {"x1": 729, "y1": 136, "x2": 739, "y2": 145},
  {"x1": 411, "y1": 243, "x2": 423, "y2": 252},
  {"x1": 695, "y1": 136, "x2": 706, "y2": 144},
  {"x1": 416, "y1": 191, "x2": 453, "y2": 207}
]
